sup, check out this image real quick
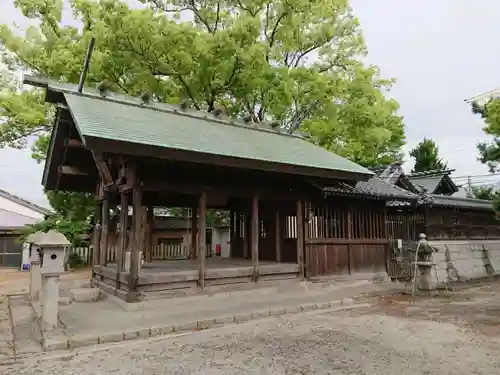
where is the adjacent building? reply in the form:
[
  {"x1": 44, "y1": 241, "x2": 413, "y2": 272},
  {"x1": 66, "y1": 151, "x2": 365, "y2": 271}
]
[{"x1": 0, "y1": 189, "x2": 51, "y2": 268}]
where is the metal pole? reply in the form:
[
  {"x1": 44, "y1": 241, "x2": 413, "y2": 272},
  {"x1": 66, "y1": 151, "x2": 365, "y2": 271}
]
[{"x1": 77, "y1": 37, "x2": 96, "y2": 93}]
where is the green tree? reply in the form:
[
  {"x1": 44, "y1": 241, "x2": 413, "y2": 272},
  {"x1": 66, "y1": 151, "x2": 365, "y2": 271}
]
[
  {"x1": 470, "y1": 98, "x2": 500, "y2": 217},
  {"x1": 409, "y1": 138, "x2": 448, "y2": 173},
  {"x1": 0, "y1": 0, "x2": 405, "y2": 167},
  {"x1": 465, "y1": 185, "x2": 497, "y2": 200},
  {"x1": 21, "y1": 191, "x2": 97, "y2": 246},
  {"x1": 471, "y1": 99, "x2": 500, "y2": 172}
]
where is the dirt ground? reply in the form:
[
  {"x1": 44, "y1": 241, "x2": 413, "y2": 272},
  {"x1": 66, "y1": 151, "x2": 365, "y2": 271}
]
[
  {"x1": 350, "y1": 278, "x2": 500, "y2": 340},
  {"x1": 4, "y1": 278, "x2": 500, "y2": 374},
  {"x1": 0, "y1": 268, "x2": 91, "y2": 295}
]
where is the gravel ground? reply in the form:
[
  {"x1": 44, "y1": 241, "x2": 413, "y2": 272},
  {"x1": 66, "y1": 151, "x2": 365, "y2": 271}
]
[{"x1": 4, "y1": 304, "x2": 500, "y2": 375}]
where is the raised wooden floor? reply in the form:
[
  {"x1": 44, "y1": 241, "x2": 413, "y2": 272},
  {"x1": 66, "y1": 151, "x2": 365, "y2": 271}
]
[{"x1": 92, "y1": 258, "x2": 300, "y2": 302}]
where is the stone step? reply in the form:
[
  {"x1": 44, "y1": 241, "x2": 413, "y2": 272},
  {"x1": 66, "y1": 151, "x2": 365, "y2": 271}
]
[{"x1": 69, "y1": 288, "x2": 101, "y2": 302}]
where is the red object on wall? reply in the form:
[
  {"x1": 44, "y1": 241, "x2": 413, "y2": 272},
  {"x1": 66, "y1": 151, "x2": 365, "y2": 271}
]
[{"x1": 215, "y1": 244, "x2": 221, "y2": 256}]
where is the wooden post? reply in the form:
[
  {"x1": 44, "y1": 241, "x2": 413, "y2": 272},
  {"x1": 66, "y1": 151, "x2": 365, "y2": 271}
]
[
  {"x1": 100, "y1": 193, "x2": 109, "y2": 267},
  {"x1": 93, "y1": 202, "x2": 102, "y2": 266},
  {"x1": 117, "y1": 192, "x2": 128, "y2": 272},
  {"x1": 275, "y1": 207, "x2": 281, "y2": 263},
  {"x1": 145, "y1": 206, "x2": 154, "y2": 263},
  {"x1": 296, "y1": 200, "x2": 304, "y2": 279},
  {"x1": 129, "y1": 185, "x2": 142, "y2": 290},
  {"x1": 139, "y1": 206, "x2": 147, "y2": 262},
  {"x1": 198, "y1": 192, "x2": 206, "y2": 290},
  {"x1": 347, "y1": 210, "x2": 353, "y2": 239},
  {"x1": 303, "y1": 201, "x2": 310, "y2": 273},
  {"x1": 229, "y1": 208, "x2": 234, "y2": 259},
  {"x1": 191, "y1": 203, "x2": 198, "y2": 260},
  {"x1": 251, "y1": 194, "x2": 259, "y2": 281},
  {"x1": 244, "y1": 212, "x2": 250, "y2": 259}
]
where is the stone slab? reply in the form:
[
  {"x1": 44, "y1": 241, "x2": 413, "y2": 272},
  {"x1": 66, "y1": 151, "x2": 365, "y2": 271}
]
[
  {"x1": 70, "y1": 288, "x2": 101, "y2": 302},
  {"x1": 35, "y1": 280, "x2": 397, "y2": 353}
]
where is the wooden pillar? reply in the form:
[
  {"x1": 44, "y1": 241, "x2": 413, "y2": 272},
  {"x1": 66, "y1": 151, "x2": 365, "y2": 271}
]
[
  {"x1": 145, "y1": 206, "x2": 154, "y2": 263},
  {"x1": 296, "y1": 200, "x2": 304, "y2": 279},
  {"x1": 229, "y1": 208, "x2": 234, "y2": 259},
  {"x1": 275, "y1": 206, "x2": 281, "y2": 263},
  {"x1": 139, "y1": 206, "x2": 147, "y2": 261},
  {"x1": 198, "y1": 192, "x2": 206, "y2": 290},
  {"x1": 191, "y1": 203, "x2": 198, "y2": 260},
  {"x1": 251, "y1": 194, "x2": 259, "y2": 281},
  {"x1": 93, "y1": 202, "x2": 102, "y2": 266},
  {"x1": 129, "y1": 185, "x2": 142, "y2": 290},
  {"x1": 303, "y1": 201, "x2": 310, "y2": 273},
  {"x1": 244, "y1": 212, "x2": 250, "y2": 259},
  {"x1": 117, "y1": 192, "x2": 128, "y2": 272},
  {"x1": 100, "y1": 193, "x2": 109, "y2": 267}
]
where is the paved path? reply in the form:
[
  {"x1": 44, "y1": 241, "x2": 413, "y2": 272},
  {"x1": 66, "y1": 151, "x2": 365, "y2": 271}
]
[
  {"x1": 4, "y1": 304, "x2": 500, "y2": 374},
  {"x1": 0, "y1": 268, "x2": 91, "y2": 296}
]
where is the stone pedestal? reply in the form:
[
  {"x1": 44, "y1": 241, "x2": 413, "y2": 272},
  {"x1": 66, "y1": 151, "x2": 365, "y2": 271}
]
[
  {"x1": 417, "y1": 261, "x2": 437, "y2": 291},
  {"x1": 29, "y1": 262, "x2": 42, "y2": 300},
  {"x1": 414, "y1": 234, "x2": 438, "y2": 292},
  {"x1": 41, "y1": 275, "x2": 60, "y2": 331}
]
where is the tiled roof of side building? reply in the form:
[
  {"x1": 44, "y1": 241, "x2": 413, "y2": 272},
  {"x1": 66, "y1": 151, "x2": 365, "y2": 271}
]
[
  {"x1": 24, "y1": 75, "x2": 374, "y2": 180},
  {"x1": 322, "y1": 177, "x2": 419, "y2": 201},
  {"x1": 426, "y1": 194, "x2": 493, "y2": 211},
  {"x1": 0, "y1": 208, "x2": 40, "y2": 230},
  {"x1": 0, "y1": 189, "x2": 52, "y2": 216}
]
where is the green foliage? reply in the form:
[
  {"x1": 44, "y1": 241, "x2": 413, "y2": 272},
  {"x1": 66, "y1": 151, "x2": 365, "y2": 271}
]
[
  {"x1": 472, "y1": 99, "x2": 500, "y2": 173},
  {"x1": 0, "y1": 0, "x2": 406, "y2": 168},
  {"x1": 409, "y1": 138, "x2": 447, "y2": 173},
  {"x1": 471, "y1": 98, "x2": 500, "y2": 217},
  {"x1": 20, "y1": 191, "x2": 96, "y2": 246},
  {"x1": 465, "y1": 185, "x2": 498, "y2": 201},
  {"x1": 67, "y1": 251, "x2": 85, "y2": 268}
]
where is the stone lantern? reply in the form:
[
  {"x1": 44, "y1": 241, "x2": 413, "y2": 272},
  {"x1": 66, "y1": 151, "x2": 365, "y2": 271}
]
[
  {"x1": 26, "y1": 231, "x2": 44, "y2": 301},
  {"x1": 34, "y1": 230, "x2": 71, "y2": 332},
  {"x1": 413, "y1": 233, "x2": 438, "y2": 291}
]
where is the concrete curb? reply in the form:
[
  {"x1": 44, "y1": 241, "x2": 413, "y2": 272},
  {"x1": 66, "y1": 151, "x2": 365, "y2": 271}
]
[{"x1": 38, "y1": 297, "x2": 364, "y2": 352}]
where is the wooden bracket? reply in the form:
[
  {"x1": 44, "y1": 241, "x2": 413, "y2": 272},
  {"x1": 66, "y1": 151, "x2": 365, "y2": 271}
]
[{"x1": 92, "y1": 152, "x2": 114, "y2": 188}]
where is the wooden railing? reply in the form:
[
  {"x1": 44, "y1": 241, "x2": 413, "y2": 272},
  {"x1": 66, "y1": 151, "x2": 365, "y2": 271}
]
[{"x1": 71, "y1": 244, "x2": 212, "y2": 265}]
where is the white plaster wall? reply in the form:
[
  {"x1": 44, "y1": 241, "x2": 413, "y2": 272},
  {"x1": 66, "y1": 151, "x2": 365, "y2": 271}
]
[
  {"x1": 0, "y1": 195, "x2": 45, "y2": 219},
  {"x1": 21, "y1": 242, "x2": 30, "y2": 270},
  {"x1": 212, "y1": 227, "x2": 230, "y2": 258}
]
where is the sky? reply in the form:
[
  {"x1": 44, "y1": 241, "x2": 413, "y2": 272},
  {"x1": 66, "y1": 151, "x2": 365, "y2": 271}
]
[{"x1": 1, "y1": 0, "x2": 499, "y2": 207}]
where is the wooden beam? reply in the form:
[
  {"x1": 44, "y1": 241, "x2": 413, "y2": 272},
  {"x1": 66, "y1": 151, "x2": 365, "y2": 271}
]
[
  {"x1": 92, "y1": 152, "x2": 114, "y2": 188},
  {"x1": 142, "y1": 181, "x2": 309, "y2": 201},
  {"x1": 198, "y1": 192, "x2": 207, "y2": 290},
  {"x1": 251, "y1": 194, "x2": 259, "y2": 281},
  {"x1": 100, "y1": 194, "x2": 109, "y2": 267},
  {"x1": 59, "y1": 165, "x2": 87, "y2": 176},
  {"x1": 296, "y1": 200, "x2": 304, "y2": 279}
]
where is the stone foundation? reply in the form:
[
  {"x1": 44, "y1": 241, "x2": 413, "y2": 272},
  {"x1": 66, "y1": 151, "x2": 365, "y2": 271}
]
[{"x1": 426, "y1": 240, "x2": 500, "y2": 285}]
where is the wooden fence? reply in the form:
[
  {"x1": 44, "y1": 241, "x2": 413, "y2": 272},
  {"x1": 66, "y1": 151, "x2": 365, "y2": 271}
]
[
  {"x1": 304, "y1": 200, "x2": 389, "y2": 278},
  {"x1": 71, "y1": 244, "x2": 212, "y2": 265}
]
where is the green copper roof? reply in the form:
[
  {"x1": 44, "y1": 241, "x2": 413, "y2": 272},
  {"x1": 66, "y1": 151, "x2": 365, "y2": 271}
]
[{"x1": 62, "y1": 92, "x2": 372, "y2": 177}]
